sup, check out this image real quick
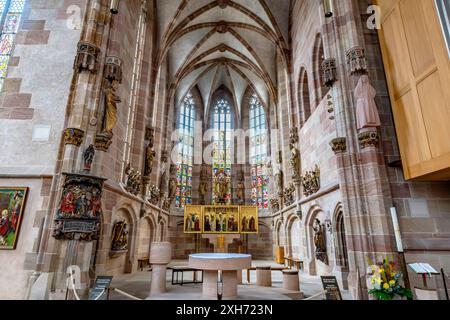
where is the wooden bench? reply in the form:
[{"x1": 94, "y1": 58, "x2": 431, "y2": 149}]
[
  {"x1": 137, "y1": 257, "x2": 149, "y2": 271},
  {"x1": 170, "y1": 266, "x2": 203, "y2": 285},
  {"x1": 246, "y1": 266, "x2": 285, "y2": 284}
]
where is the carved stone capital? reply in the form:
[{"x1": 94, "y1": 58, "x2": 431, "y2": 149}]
[
  {"x1": 94, "y1": 132, "x2": 113, "y2": 152},
  {"x1": 322, "y1": 58, "x2": 338, "y2": 87},
  {"x1": 74, "y1": 41, "x2": 100, "y2": 73},
  {"x1": 330, "y1": 137, "x2": 347, "y2": 154},
  {"x1": 346, "y1": 46, "x2": 368, "y2": 75},
  {"x1": 64, "y1": 128, "x2": 84, "y2": 146},
  {"x1": 104, "y1": 56, "x2": 123, "y2": 83},
  {"x1": 358, "y1": 131, "x2": 380, "y2": 149}
]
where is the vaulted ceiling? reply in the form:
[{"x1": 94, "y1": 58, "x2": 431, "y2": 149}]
[{"x1": 155, "y1": 0, "x2": 291, "y2": 116}]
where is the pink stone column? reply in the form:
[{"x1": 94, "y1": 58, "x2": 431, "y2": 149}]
[{"x1": 149, "y1": 242, "x2": 171, "y2": 296}]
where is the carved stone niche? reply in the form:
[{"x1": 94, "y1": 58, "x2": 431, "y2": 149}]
[
  {"x1": 74, "y1": 41, "x2": 100, "y2": 73},
  {"x1": 289, "y1": 127, "x2": 299, "y2": 146},
  {"x1": 104, "y1": 56, "x2": 123, "y2": 83},
  {"x1": 346, "y1": 46, "x2": 368, "y2": 75},
  {"x1": 330, "y1": 137, "x2": 347, "y2": 154},
  {"x1": 110, "y1": 220, "x2": 129, "y2": 258},
  {"x1": 53, "y1": 173, "x2": 106, "y2": 242},
  {"x1": 64, "y1": 128, "x2": 85, "y2": 146},
  {"x1": 322, "y1": 58, "x2": 338, "y2": 88},
  {"x1": 358, "y1": 130, "x2": 380, "y2": 149}
]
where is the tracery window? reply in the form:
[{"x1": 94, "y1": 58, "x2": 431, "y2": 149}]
[
  {"x1": 212, "y1": 98, "x2": 233, "y2": 204},
  {"x1": 249, "y1": 94, "x2": 268, "y2": 209},
  {"x1": 0, "y1": 0, "x2": 26, "y2": 91},
  {"x1": 175, "y1": 93, "x2": 195, "y2": 208}
]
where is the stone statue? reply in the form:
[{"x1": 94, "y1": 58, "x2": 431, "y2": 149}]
[
  {"x1": 274, "y1": 171, "x2": 284, "y2": 197},
  {"x1": 168, "y1": 175, "x2": 177, "y2": 200},
  {"x1": 236, "y1": 181, "x2": 245, "y2": 203},
  {"x1": 103, "y1": 80, "x2": 121, "y2": 135},
  {"x1": 159, "y1": 171, "x2": 167, "y2": 195},
  {"x1": 354, "y1": 75, "x2": 381, "y2": 130},
  {"x1": 144, "y1": 145, "x2": 156, "y2": 176},
  {"x1": 198, "y1": 180, "x2": 208, "y2": 204},
  {"x1": 214, "y1": 169, "x2": 230, "y2": 203},
  {"x1": 290, "y1": 147, "x2": 300, "y2": 179},
  {"x1": 83, "y1": 144, "x2": 95, "y2": 173},
  {"x1": 313, "y1": 218, "x2": 328, "y2": 265},
  {"x1": 111, "y1": 221, "x2": 128, "y2": 251}
]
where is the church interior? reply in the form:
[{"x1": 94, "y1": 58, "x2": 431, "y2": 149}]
[{"x1": 0, "y1": 0, "x2": 450, "y2": 301}]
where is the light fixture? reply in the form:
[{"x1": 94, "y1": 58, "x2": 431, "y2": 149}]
[
  {"x1": 110, "y1": 0, "x2": 120, "y2": 14},
  {"x1": 324, "y1": 0, "x2": 334, "y2": 18}
]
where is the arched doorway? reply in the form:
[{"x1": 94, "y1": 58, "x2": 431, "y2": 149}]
[
  {"x1": 137, "y1": 216, "x2": 155, "y2": 259},
  {"x1": 333, "y1": 207, "x2": 349, "y2": 289},
  {"x1": 287, "y1": 217, "x2": 303, "y2": 260}
]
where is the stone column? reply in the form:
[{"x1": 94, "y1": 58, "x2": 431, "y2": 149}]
[{"x1": 149, "y1": 242, "x2": 172, "y2": 295}]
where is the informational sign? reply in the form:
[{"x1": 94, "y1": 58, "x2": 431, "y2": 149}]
[
  {"x1": 88, "y1": 276, "x2": 113, "y2": 300},
  {"x1": 321, "y1": 276, "x2": 343, "y2": 300}
]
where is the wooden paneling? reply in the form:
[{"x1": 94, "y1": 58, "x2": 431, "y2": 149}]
[{"x1": 376, "y1": 0, "x2": 450, "y2": 180}]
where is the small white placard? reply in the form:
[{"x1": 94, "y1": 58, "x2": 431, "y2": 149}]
[{"x1": 32, "y1": 125, "x2": 51, "y2": 142}]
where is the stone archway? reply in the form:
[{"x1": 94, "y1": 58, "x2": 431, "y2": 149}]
[
  {"x1": 286, "y1": 214, "x2": 303, "y2": 260},
  {"x1": 137, "y1": 216, "x2": 155, "y2": 260},
  {"x1": 333, "y1": 204, "x2": 349, "y2": 289}
]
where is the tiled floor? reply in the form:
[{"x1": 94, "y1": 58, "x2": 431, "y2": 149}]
[{"x1": 108, "y1": 260, "x2": 353, "y2": 300}]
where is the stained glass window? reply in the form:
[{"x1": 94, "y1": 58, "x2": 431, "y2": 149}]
[
  {"x1": 212, "y1": 98, "x2": 233, "y2": 204},
  {"x1": 0, "y1": 1, "x2": 26, "y2": 91},
  {"x1": 249, "y1": 94, "x2": 269, "y2": 209},
  {"x1": 175, "y1": 93, "x2": 196, "y2": 208}
]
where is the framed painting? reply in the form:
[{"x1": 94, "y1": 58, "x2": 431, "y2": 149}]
[
  {"x1": 203, "y1": 205, "x2": 240, "y2": 234},
  {"x1": 184, "y1": 205, "x2": 203, "y2": 234},
  {"x1": 0, "y1": 187, "x2": 29, "y2": 250},
  {"x1": 240, "y1": 206, "x2": 258, "y2": 234}
]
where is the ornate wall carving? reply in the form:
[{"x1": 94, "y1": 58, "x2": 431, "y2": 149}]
[
  {"x1": 330, "y1": 137, "x2": 347, "y2": 154},
  {"x1": 358, "y1": 131, "x2": 380, "y2": 149},
  {"x1": 104, "y1": 56, "x2": 123, "y2": 83},
  {"x1": 124, "y1": 164, "x2": 142, "y2": 196},
  {"x1": 301, "y1": 165, "x2": 321, "y2": 197},
  {"x1": 283, "y1": 183, "x2": 296, "y2": 206},
  {"x1": 53, "y1": 173, "x2": 105, "y2": 241},
  {"x1": 63, "y1": 128, "x2": 84, "y2": 146},
  {"x1": 346, "y1": 46, "x2": 368, "y2": 75},
  {"x1": 110, "y1": 220, "x2": 128, "y2": 253},
  {"x1": 321, "y1": 58, "x2": 337, "y2": 87}
]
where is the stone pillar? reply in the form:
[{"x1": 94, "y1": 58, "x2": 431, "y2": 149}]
[
  {"x1": 149, "y1": 242, "x2": 172, "y2": 295},
  {"x1": 202, "y1": 270, "x2": 238, "y2": 299},
  {"x1": 282, "y1": 269, "x2": 300, "y2": 292}
]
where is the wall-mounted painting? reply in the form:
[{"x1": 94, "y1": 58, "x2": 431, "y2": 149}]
[
  {"x1": 240, "y1": 206, "x2": 258, "y2": 234},
  {"x1": 184, "y1": 205, "x2": 203, "y2": 233},
  {"x1": 0, "y1": 187, "x2": 29, "y2": 250},
  {"x1": 203, "y1": 205, "x2": 240, "y2": 234}
]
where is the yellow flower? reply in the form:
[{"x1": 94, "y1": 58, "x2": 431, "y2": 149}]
[
  {"x1": 389, "y1": 280, "x2": 396, "y2": 286},
  {"x1": 383, "y1": 283, "x2": 390, "y2": 290},
  {"x1": 379, "y1": 268, "x2": 385, "y2": 273}
]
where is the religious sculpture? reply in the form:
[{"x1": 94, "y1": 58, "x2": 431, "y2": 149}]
[
  {"x1": 144, "y1": 145, "x2": 156, "y2": 177},
  {"x1": 159, "y1": 170, "x2": 167, "y2": 196},
  {"x1": 290, "y1": 147, "x2": 301, "y2": 179},
  {"x1": 53, "y1": 173, "x2": 105, "y2": 241},
  {"x1": 313, "y1": 218, "x2": 328, "y2": 265},
  {"x1": 354, "y1": 75, "x2": 381, "y2": 130},
  {"x1": 236, "y1": 181, "x2": 245, "y2": 204},
  {"x1": 274, "y1": 171, "x2": 284, "y2": 197},
  {"x1": 124, "y1": 164, "x2": 142, "y2": 196},
  {"x1": 103, "y1": 80, "x2": 121, "y2": 135},
  {"x1": 198, "y1": 180, "x2": 208, "y2": 205},
  {"x1": 83, "y1": 144, "x2": 95, "y2": 173},
  {"x1": 270, "y1": 198, "x2": 280, "y2": 213},
  {"x1": 283, "y1": 183, "x2": 296, "y2": 206},
  {"x1": 301, "y1": 165, "x2": 321, "y2": 197},
  {"x1": 214, "y1": 169, "x2": 230, "y2": 204},
  {"x1": 111, "y1": 221, "x2": 128, "y2": 252},
  {"x1": 149, "y1": 185, "x2": 160, "y2": 205}
]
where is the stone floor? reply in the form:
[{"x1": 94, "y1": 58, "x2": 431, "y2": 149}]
[{"x1": 108, "y1": 260, "x2": 353, "y2": 300}]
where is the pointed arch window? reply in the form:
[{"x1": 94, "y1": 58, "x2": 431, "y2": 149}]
[
  {"x1": 175, "y1": 93, "x2": 196, "y2": 208},
  {"x1": 212, "y1": 98, "x2": 233, "y2": 204},
  {"x1": 249, "y1": 94, "x2": 268, "y2": 209},
  {"x1": 0, "y1": 0, "x2": 26, "y2": 91}
]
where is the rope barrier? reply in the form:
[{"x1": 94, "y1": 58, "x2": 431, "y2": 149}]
[
  {"x1": 303, "y1": 290, "x2": 327, "y2": 300},
  {"x1": 110, "y1": 288, "x2": 143, "y2": 300}
]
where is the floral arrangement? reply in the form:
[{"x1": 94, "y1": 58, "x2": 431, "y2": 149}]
[{"x1": 368, "y1": 258, "x2": 413, "y2": 300}]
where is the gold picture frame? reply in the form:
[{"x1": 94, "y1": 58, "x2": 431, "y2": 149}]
[
  {"x1": 0, "y1": 187, "x2": 29, "y2": 250},
  {"x1": 184, "y1": 205, "x2": 203, "y2": 233},
  {"x1": 239, "y1": 206, "x2": 259, "y2": 234}
]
